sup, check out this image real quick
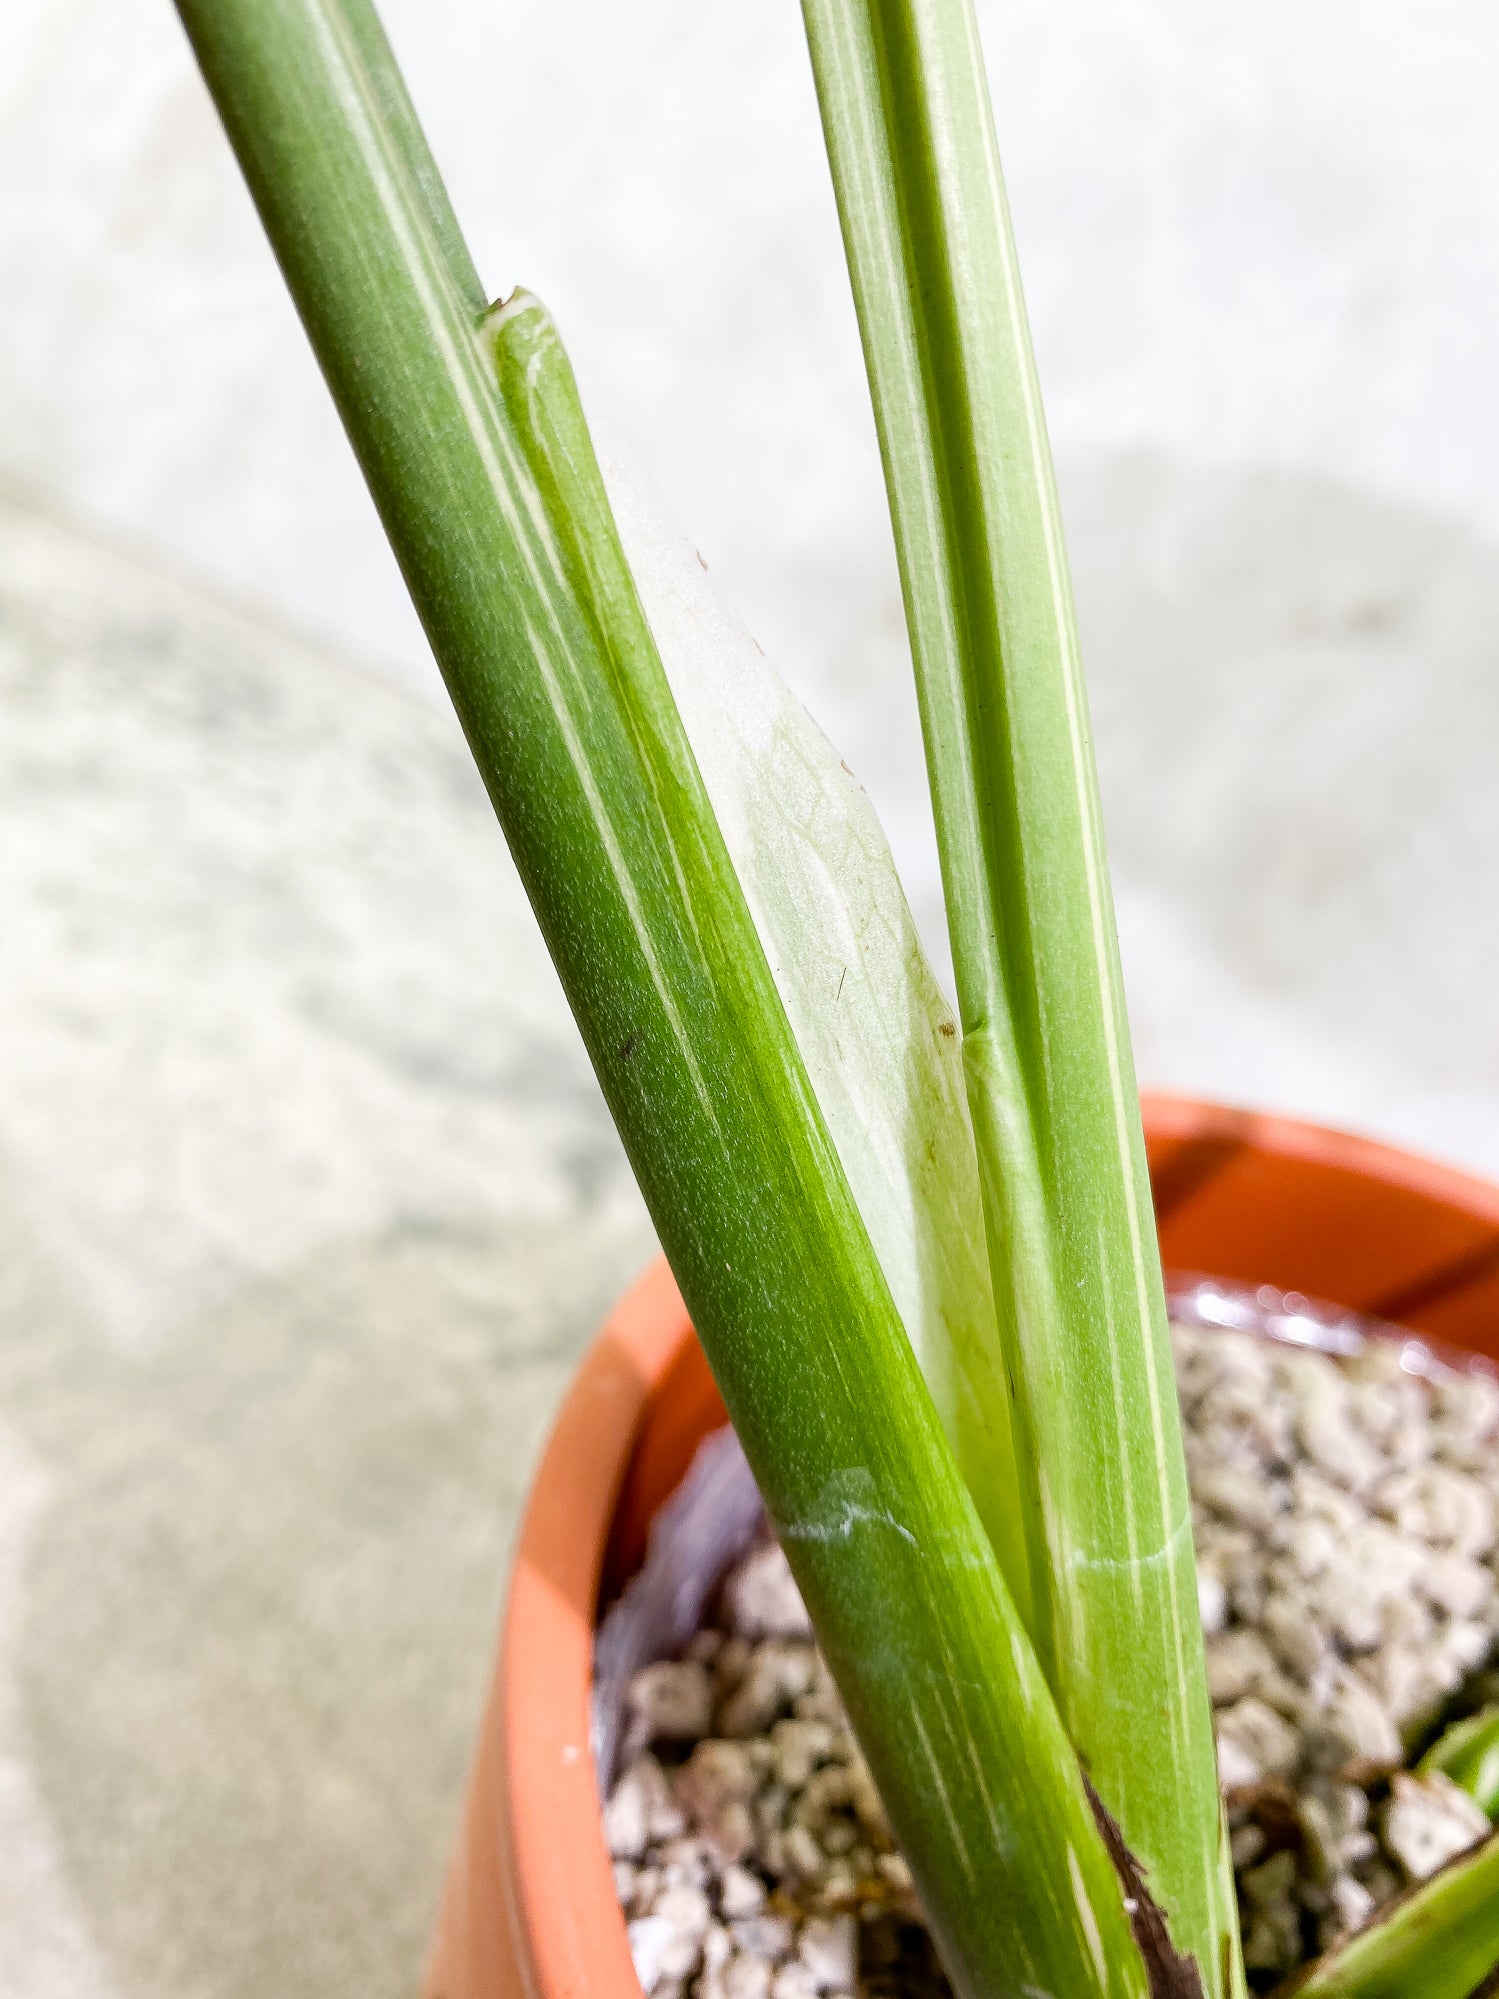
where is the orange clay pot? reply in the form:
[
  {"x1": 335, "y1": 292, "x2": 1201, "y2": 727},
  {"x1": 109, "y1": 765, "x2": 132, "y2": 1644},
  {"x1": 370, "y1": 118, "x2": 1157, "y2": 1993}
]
[{"x1": 422, "y1": 1094, "x2": 1499, "y2": 1999}]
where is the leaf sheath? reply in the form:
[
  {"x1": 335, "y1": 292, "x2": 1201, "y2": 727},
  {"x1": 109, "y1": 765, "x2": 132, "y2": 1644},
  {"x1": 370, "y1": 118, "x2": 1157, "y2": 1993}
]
[{"x1": 799, "y1": 0, "x2": 1240, "y2": 1987}]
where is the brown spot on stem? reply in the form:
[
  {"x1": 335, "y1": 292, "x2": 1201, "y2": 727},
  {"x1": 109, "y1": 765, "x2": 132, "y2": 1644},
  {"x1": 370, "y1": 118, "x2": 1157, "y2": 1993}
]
[{"x1": 1085, "y1": 1779, "x2": 1205, "y2": 1998}]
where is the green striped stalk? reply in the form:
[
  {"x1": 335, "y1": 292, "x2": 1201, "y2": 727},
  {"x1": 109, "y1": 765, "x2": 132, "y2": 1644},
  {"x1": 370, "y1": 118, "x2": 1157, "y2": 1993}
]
[
  {"x1": 1284, "y1": 1831, "x2": 1499, "y2": 1999},
  {"x1": 1420, "y1": 1708, "x2": 1499, "y2": 1815},
  {"x1": 798, "y1": 1, "x2": 1240, "y2": 1989},
  {"x1": 170, "y1": 1, "x2": 1150, "y2": 1992}
]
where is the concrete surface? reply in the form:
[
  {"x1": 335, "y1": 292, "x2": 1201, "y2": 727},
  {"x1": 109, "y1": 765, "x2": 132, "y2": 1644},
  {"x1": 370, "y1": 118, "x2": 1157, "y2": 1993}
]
[{"x1": 0, "y1": 495, "x2": 654, "y2": 1995}]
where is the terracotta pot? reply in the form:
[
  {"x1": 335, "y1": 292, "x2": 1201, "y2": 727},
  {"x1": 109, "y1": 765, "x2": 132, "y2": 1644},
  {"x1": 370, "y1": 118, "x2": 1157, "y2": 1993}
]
[{"x1": 421, "y1": 1093, "x2": 1499, "y2": 1999}]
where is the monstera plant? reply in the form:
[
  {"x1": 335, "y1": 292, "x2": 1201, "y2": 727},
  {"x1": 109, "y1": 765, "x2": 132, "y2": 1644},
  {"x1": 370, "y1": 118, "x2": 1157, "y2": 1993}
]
[{"x1": 170, "y1": 2, "x2": 1499, "y2": 1994}]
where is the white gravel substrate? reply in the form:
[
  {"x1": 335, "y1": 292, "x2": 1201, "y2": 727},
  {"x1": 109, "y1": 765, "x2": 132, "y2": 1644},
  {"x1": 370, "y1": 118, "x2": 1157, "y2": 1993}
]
[{"x1": 604, "y1": 1318, "x2": 1499, "y2": 1994}]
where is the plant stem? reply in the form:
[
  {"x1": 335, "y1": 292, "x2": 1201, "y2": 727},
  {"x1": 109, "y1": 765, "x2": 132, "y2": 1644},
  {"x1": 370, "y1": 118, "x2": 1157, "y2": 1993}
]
[
  {"x1": 799, "y1": 0, "x2": 1240, "y2": 1988},
  {"x1": 1282, "y1": 1830, "x2": 1499, "y2": 1999},
  {"x1": 171, "y1": 1, "x2": 1148, "y2": 1991},
  {"x1": 1420, "y1": 1708, "x2": 1499, "y2": 1816}
]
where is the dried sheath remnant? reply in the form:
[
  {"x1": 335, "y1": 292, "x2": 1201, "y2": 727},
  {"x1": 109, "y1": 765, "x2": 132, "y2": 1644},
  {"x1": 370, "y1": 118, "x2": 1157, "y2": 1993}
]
[{"x1": 1085, "y1": 1778, "x2": 1205, "y2": 1999}]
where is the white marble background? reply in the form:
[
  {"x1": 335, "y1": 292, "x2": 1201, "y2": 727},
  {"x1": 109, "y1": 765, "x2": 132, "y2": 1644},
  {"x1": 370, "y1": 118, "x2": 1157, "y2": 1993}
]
[{"x1": 2, "y1": 3, "x2": 1499, "y2": 1995}]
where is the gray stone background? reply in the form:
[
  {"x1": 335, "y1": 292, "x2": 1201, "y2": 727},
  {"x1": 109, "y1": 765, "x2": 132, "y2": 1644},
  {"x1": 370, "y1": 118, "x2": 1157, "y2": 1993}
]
[{"x1": 1, "y1": 1, "x2": 1498, "y2": 1993}]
